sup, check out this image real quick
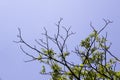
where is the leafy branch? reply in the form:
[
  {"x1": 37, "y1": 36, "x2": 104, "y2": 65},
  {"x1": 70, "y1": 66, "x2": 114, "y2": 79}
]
[{"x1": 15, "y1": 19, "x2": 120, "y2": 80}]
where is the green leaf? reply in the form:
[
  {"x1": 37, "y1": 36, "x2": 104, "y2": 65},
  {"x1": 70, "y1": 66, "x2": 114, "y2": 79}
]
[
  {"x1": 91, "y1": 47, "x2": 97, "y2": 53},
  {"x1": 37, "y1": 54, "x2": 42, "y2": 60},
  {"x1": 80, "y1": 64, "x2": 84, "y2": 67},
  {"x1": 63, "y1": 52, "x2": 70, "y2": 57},
  {"x1": 40, "y1": 65, "x2": 46, "y2": 74},
  {"x1": 116, "y1": 71, "x2": 120, "y2": 77}
]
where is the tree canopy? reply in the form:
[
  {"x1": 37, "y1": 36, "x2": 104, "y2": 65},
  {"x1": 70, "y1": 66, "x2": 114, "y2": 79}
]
[{"x1": 15, "y1": 18, "x2": 120, "y2": 80}]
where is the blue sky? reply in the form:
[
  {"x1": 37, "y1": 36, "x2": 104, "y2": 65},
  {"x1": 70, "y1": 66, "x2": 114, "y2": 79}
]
[{"x1": 0, "y1": 0, "x2": 120, "y2": 80}]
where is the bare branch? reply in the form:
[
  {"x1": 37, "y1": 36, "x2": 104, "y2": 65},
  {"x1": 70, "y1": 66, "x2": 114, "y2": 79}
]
[{"x1": 98, "y1": 19, "x2": 113, "y2": 34}]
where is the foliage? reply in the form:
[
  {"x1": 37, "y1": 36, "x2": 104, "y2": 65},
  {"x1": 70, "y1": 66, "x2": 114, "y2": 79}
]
[{"x1": 15, "y1": 18, "x2": 120, "y2": 80}]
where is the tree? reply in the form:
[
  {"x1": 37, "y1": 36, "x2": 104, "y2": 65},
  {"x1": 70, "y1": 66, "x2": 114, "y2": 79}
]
[{"x1": 15, "y1": 18, "x2": 120, "y2": 80}]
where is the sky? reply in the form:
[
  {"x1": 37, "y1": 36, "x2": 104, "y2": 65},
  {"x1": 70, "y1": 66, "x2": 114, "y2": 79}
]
[{"x1": 0, "y1": 0, "x2": 120, "y2": 80}]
